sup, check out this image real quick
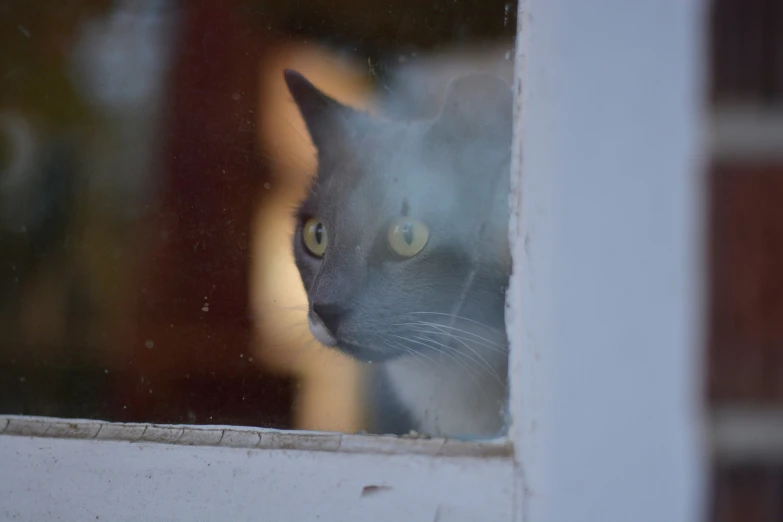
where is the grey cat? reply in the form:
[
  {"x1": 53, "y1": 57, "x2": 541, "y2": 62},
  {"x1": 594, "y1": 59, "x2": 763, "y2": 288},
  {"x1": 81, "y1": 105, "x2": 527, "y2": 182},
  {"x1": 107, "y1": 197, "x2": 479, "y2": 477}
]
[{"x1": 284, "y1": 69, "x2": 512, "y2": 438}]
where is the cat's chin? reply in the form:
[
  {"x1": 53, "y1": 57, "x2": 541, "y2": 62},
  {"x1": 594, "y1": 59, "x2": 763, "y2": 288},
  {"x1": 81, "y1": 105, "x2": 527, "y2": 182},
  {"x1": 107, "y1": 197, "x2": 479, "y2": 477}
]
[
  {"x1": 308, "y1": 316, "x2": 337, "y2": 347},
  {"x1": 336, "y1": 342, "x2": 401, "y2": 364}
]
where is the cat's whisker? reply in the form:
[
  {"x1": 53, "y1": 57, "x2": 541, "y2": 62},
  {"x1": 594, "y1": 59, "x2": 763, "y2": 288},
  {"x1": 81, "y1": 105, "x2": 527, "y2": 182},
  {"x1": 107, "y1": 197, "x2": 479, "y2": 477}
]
[
  {"x1": 411, "y1": 327, "x2": 505, "y2": 375},
  {"x1": 410, "y1": 333, "x2": 505, "y2": 387},
  {"x1": 402, "y1": 325, "x2": 507, "y2": 375},
  {"x1": 391, "y1": 334, "x2": 490, "y2": 403},
  {"x1": 405, "y1": 311, "x2": 505, "y2": 335},
  {"x1": 388, "y1": 333, "x2": 464, "y2": 372},
  {"x1": 392, "y1": 321, "x2": 508, "y2": 353},
  {"x1": 409, "y1": 321, "x2": 507, "y2": 350},
  {"x1": 376, "y1": 335, "x2": 448, "y2": 372}
]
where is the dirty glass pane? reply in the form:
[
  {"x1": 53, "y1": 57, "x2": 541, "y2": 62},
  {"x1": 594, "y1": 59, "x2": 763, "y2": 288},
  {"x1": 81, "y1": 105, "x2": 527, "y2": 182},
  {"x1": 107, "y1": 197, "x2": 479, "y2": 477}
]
[{"x1": 0, "y1": 0, "x2": 516, "y2": 437}]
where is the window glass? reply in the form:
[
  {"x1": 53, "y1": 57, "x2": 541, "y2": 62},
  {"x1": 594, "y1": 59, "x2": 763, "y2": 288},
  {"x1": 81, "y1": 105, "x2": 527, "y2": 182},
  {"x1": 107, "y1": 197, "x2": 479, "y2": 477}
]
[{"x1": 0, "y1": 0, "x2": 516, "y2": 437}]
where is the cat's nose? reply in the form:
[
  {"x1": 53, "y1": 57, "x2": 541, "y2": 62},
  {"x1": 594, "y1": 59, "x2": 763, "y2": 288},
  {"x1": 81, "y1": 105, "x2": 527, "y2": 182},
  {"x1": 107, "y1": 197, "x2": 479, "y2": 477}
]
[{"x1": 312, "y1": 302, "x2": 344, "y2": 335}]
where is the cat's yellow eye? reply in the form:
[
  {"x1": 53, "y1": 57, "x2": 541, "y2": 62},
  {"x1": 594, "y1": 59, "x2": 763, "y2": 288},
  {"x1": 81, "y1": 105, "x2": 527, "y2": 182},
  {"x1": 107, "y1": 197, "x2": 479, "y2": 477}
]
[
  {"x1": 387, "y1": 218, "x2": 429, "y2": 258},
  {"x1": 302, "y1": 217, "x2": 327, "y2": 257}
]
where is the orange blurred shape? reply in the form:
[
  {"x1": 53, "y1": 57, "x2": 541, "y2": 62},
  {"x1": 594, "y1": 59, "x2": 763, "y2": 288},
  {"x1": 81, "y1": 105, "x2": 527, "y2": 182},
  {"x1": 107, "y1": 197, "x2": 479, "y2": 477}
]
[{"x1": 251, "y1": 42, "x2": 375, "y2": 433}]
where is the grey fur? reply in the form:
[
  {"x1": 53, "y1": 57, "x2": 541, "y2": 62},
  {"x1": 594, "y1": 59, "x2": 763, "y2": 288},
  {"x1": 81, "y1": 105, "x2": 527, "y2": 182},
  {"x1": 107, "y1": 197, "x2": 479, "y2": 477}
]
[{"x1": 284, "y1": 69, "x2": 512, "y2": 438}]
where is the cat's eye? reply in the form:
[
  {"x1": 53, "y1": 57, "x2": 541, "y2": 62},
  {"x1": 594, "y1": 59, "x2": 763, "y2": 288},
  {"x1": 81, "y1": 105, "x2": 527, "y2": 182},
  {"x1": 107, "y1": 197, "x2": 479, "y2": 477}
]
[
  {"x1": 302, "y1": 217, "x2": 328, "y2": 257},
  {"x1": 387, "y1": 218, "x2": 429, "y2": 258}
]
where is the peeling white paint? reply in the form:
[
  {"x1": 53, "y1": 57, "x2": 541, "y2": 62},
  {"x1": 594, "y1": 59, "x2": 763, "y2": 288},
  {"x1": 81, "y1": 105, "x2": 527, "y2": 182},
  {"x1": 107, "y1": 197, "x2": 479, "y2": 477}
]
[{"x1": 0, "y1": 429, "x2": 513, "y2": 522}]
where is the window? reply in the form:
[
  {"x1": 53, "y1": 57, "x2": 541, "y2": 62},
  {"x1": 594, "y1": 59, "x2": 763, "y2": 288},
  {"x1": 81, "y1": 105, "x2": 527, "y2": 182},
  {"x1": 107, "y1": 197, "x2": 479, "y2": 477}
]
[{"x1": 1, "y1": 1, "x2": 708, "y2": 521}]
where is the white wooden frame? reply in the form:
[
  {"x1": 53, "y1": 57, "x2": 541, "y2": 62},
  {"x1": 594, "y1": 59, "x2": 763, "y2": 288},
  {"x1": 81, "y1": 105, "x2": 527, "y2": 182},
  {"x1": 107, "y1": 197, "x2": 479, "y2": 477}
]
[
  {"x1": 509, "y1": 1, "x2": 707, "y2": 520},
  {"x1": 0, "y1": 1, "x2": 707, "y2": 521}
]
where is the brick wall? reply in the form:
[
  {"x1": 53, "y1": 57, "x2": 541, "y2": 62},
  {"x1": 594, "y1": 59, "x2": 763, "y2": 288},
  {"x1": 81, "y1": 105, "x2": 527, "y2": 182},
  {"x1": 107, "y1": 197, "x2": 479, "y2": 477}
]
[{"x1": 708, "y1": 0, "x2": 783, "y2": 519}]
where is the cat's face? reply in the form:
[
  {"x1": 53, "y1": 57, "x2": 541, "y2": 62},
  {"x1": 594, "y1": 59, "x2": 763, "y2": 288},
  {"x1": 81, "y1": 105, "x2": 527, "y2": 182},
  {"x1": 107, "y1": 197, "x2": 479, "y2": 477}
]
[{"x1": 286, "y1": 70, "x2": 512, "y2": 364}]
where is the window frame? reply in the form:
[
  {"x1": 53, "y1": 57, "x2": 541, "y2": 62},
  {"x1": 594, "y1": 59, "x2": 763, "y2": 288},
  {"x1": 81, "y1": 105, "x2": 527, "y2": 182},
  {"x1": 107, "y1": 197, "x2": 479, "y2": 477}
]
[{"x1": 0, "y1": 1, "x2": 708, "y2": 521}]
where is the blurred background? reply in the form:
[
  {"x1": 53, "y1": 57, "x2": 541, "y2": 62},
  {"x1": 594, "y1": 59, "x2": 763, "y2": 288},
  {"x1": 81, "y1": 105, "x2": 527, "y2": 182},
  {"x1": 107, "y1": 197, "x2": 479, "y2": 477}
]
[
  {"x1": 707, "y1": 1, "x2": 783, "y2": 520},
  {"x1": 0, "y1": 1, "x2": 782, "y2": 520},
  {"x1": 0, "y1": 0, "x2": 515, "y2": 434}
]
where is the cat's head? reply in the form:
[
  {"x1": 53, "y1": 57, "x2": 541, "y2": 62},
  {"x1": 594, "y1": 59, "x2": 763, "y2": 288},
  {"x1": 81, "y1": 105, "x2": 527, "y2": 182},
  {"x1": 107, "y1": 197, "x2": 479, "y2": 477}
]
[{"x1": 285, "y1": 69, "x2": 512, "y2": 364}]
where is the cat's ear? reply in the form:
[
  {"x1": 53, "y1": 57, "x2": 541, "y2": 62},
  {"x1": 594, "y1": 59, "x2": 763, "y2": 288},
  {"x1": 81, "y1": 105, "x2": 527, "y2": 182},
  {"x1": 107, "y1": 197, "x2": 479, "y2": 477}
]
[
  {"x1": 427, "y1": 74, "x2": 513, "y2": 149},
  {"x1": 284, "y1": 69, "x2": 358, "y2": 151}
]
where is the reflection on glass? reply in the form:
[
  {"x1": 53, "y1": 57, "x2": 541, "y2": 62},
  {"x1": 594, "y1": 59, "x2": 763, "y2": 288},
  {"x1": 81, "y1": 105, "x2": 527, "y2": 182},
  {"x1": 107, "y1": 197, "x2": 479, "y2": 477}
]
[{"x1": 0, "y1": 0, "x2": 516, "y2": 437}]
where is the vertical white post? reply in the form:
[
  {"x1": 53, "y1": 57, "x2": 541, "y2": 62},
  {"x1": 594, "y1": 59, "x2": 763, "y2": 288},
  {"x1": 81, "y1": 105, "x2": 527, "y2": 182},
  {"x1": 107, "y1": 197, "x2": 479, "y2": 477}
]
[{"x1": 508, "y1": 1, "x2": 707, "y2": 521}]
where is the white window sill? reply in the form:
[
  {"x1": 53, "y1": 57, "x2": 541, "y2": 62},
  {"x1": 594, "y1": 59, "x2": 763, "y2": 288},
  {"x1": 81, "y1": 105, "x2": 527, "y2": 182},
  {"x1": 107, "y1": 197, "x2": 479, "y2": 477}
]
[{"x1": 0, "y1": 415, "x2": 511, "y2": 458}]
